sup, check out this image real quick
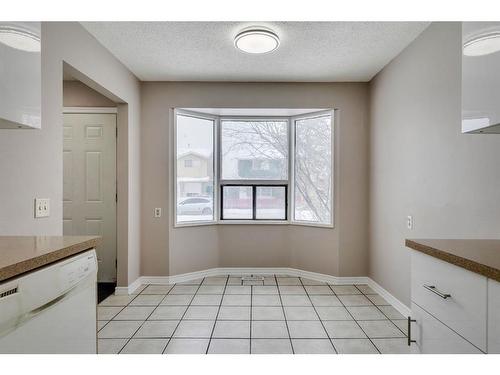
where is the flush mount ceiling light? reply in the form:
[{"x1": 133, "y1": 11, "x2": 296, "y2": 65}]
[
  {"x1": 234, "y1": 28, "x2": 280, "y2": 54},
  {"x1": 463, "y1": 32, "x2": 500, "y2": 57},
  {"x1": 0, "y1": 26, "x2": 40, "y2": 52}
]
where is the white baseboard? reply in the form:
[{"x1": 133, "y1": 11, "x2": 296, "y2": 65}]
[{"x1": 115, "y1": 267, "x2": 410, "y2": 318}]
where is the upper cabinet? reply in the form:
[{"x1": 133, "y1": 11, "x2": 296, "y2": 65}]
[
  {"x1": 0, "y1": 22, "x2": 41, "y2": 129},
  {"x1": 462, "y1": 22, "x2": 500, "y2": 134}
]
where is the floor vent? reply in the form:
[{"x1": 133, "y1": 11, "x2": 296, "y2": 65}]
[{"x1": 241, "y1": 275, "x2": 265, "y2": 285}]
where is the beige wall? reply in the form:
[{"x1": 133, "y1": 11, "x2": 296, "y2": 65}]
[
  {"x1": 0, "y1": 22, "x2": 141, "y2": 286},
  {"x1": 140, "y1": 82, "x2": 369, "y2": 277},
  {"x1": 63, "y1": 80, "x2": 116, "y2": 107},
  {"x1": 369, "y1": 22, "x2": 500, "y2": 306}
]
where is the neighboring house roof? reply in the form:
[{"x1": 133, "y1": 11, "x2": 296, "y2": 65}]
[{"x1": 178, "y1": 148, "x2": 212, "y2": 160}]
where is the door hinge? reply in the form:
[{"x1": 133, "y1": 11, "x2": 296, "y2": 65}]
[
  {"x1": 115, "y1": 192, "x2": 118, "y2": 202},
  {"x1": 116, "y1": 127, "x2": 118, "y2": 138},
  {"x1": 115, "y1": 259, "x2": 118, "y2": 269}
]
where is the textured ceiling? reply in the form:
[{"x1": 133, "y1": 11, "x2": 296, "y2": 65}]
[{"x1": 82, "y1": 22, "x2": 429, "y2": 82}]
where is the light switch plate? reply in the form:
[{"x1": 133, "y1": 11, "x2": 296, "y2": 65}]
[
  {"x1": 407, "y1": 215, "x2": 414, "y2": 230},
  {"x1": 35, "y1": 198, "x2": 50, "y2": 218}
]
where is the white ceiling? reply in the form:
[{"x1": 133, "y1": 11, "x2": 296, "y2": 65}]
[{"x1": 81, "y1": 22, "x2": 429, "y2": 82}]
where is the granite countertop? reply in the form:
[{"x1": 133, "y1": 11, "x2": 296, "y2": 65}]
[
  {"x1": 0, "y1": 236, "x2": 101, "y2": 282},
  {"x1": 406, "y1": 239, "x2": 500, "y2": 282}
]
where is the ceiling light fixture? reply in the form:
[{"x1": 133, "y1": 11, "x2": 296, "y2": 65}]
[
  {"x1": 234, "y1": 27, "x2": 280, "y2": 54},
  {"x1": 0, "y1": 26, "x2": 40, "y2": 52},
  {"x1": 463, "y1": 32, "x2": 500, "y2": 57}
]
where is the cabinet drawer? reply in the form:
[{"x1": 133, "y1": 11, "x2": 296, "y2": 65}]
[
  {"x1": 411, "y1": 250, "x2": 487, "y2": 351},
  {"x1": 410, "y1": 302, "x2": 482, "y2": 353}
]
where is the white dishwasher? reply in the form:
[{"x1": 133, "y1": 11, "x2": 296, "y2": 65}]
[{"x1": 0, "y1": 250, "x2": 97, "y2": 353}]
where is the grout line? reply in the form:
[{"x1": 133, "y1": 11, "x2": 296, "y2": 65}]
[
  {"x1": 353, "y1": 285, "x2": 408, "y2": 338},
  {"x1": 249, "y1": 284, "x2": 253, "y2": 354},
  {"x1": 299, "y1": 277, "x2": 338, "y2": 354},
  {"x1": 161, "y1": 278, "x2": 206, "y2": 354},
  {"x1": 205, "y1": 275, "x2": 229, "y2": 354},
  {"x1": 116, "y1": 285, "x2": 175, "y2": 354},
  {"x1": 329, "y1": 284, "x2": 381, "y2": 354},
  {"x1": 275, "y1": 274, "x2": 295, "y2": 354}
]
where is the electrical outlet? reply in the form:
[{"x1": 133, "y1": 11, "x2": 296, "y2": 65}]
[
  {"x1": 407, "y1": 215, "x2": 414, "y2": 230},
  {"x1": 154, "y1": 207, "x2": 162, "y2": 218},
  {"x1": 35, "y1": 198, "x2": 50, "y2": 218}
]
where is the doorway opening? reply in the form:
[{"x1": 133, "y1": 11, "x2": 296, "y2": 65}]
[{"x1": 62, "y1": 67, "x2": 118, "y2": 303}]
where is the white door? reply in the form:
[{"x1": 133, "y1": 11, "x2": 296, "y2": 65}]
[{"x1": 63, "y1": 113, "x2": 117, "y2": 282}]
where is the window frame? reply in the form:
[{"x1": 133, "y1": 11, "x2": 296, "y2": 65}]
[
  {"x1": 174, "y1": 109, "x2": 218, "y2": 227},
  {"x1": 290, "y1": 109, "x2": 335, "y2": 228},
  {"x1": 173, "y1": 109, "x2": 334, "y2": 228}
]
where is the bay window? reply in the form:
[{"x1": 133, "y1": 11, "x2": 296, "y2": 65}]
[{"x1": 174, "y1": 109, "x2": 333, "y2": 227}]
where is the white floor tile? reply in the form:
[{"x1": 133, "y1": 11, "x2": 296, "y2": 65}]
[
  {"x1": 224, "y1": 285, "x2": 251, "y2": 295},
  {"x1": 160, "y1": 294, "x2": 193, "y2": 306},
  {"x1": 252, "y1": 286, "x2": 279, "y2": 295},
  {"x1": 292, "y1": 339, "x2": 336, "y2": 354},
  {"x1": 141, "y1": 285, "x2": 173, "y2": 295},
  {"x1": 222, "y1": 294, "x2": 251, "y2": 306},
  {"x1": 252, "y1": 320, "x2": 289, "y2": 338},
  {"x1": 197, "y1": 285, "x2": 225, "y2": 294},
  {"x1": 173, "y1": 320, "x2": 215, "y2": 338},
  {"x1": 280, "y1": 295, "x2": 311, "y2": 306},
  {"x1": 315, "y1": 306, "x2": 352, "y2": 320},
  {"x1": 120, "y1": 339, "x2": 168, "y2": 354},
  {"x1": 98, "y1": 321, "x2": 143, "y2": 339},
  {"x1": 279, "y1": 286, "x2": 306, "y2": 295},
  {"x1": 338, "y1": 294, "x2": 373, "y2": 306},
  {"x1": 287, "y1": 321, "x2": 328, "y2": 339},
  {"x1": 133, "y1": 321, "x2": 179, "y2": 338},
  {"x1": 170, "y1": 285, "x2": 199, "y2": 294},
  {"x1": 332, "y1": 338, "x2": 378, "y2": 354},
  {"x1": 310, "y1": 295, "x2": 343, "y2": 307},
  {"x1": 252, "y1": 306, "x2": 285, "y2": 320},
  {"x1": 284, "y1": 306, "x2": 319, "y2": 320},
  {"x1": 252, "y1": 294, "x2": 281, "y2": 306},
  {"x1": 99, "y1": 295, "x2": 136, "y2": 307},
  {"x1": 330, "y1": 285, "x2": 361, "y2": 295},
  {"x1": 148, "y1": 306, "x2": 187, "y2": 320},
  {"x1": 113, "y1": 306, "x2": 155, "y2": 321},
  {"x1": 98, "y1": 339, "x2": 128, "y2": 354},
  {"x1": 357, "y1": 320, "x2": 406, "y2": 338},
  {"x1": 218, "y1": 306, "x2": 251, "y2": 320},
  {"x1": 208, "y1": 339, "x2": 250, "y2": 354},
  {"x1": 98, "y1": 306, "x2": 122, "y2": 321},
  {"x1": 191, "y1": 294, "x2": 222, "y2": 306},
  {"x1": 164, "y1": 338, "x2": 209, "y2": 354},
  {"x1": 212, "y1": 320, "x2": 250, "y2": 338},
  {"x1": 378, "y1": 305, "x2": 405, "y2": 320},
  {"x1": 366, "y1": 294, "x2": 389, "y2": 306},
  {"x1": 346, "y1": 306, "x2": 387, "y2": 320},
  {"x1": 251, "y1": 339, "x2": 293, "y2": 354},
  {"x1": 323, "y1": 321, "x2": 366, "y2": 338},
  {"x1": 184, "y1": 306, "x2": 219, "y2": 320},
  {"x1": 130, "y1": 294, "x2": 164, "y2": 306},
  {"x1": 372, "y1": 338, "x2": 410, "y2": 354},
  {"x1": 356, "y1": 285, "x2": 377, "y2": 295}
]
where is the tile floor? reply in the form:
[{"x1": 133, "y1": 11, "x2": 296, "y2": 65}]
[{"x1": 97, "y1": 275, "x2": 410, "y2": 354}]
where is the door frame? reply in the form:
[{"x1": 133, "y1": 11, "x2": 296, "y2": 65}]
[{"x1": 62, "y1": 108, "x2": 118, "y2": 282}]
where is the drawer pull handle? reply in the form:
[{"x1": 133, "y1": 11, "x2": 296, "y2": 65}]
[
  {"x1": 423, "y1": 284, "x2": 451, "y2": 299},
  {"x1": 407, "y1": 317, "x2": 416, "y2": 346}
]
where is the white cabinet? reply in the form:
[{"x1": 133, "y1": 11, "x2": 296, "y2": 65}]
[
  {"x1": 0, "y1": 22, "x2": 41, "y2": 129},
  {"x1": 411, "y1": 250, "x2": 487, "y2": 351},
  {"x1": 411, "y1": 302, "x2": 481, "y2": 354},
  {"x1": 409, "y1": 249, "x2": 500, "y2": 353},
  {"x1": 488, "y1": 279, "x2": 500, "y2": 353}
]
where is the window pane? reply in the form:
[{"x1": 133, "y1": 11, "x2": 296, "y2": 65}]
[
  {"x1": 256, "y1": 186, "x2": 286, "y2": 220},
  {"x1": 222, "y1": 186, "x2": 253, "y2": 219},
  {"x1": 176, "y1": 114, "x2": 214, "y2": 223},
  {"x1": 294, "y1": 115, "x2": 332, "y2": 224},
  {"x1": 221, "y1": 120, "x2": 288, "y2": 180}
]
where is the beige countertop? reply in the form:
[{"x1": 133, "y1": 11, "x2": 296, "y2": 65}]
[
  {"x1": 0, "y1": 236, "x2": 101, "y2": 282},
  {"x1": 406, "y1": 239, "x2": 500, "y2": 282}
]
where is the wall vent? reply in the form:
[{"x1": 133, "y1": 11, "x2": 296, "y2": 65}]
[{"x1": 0, "y1": 287, "x2": 18, "y2": 299}]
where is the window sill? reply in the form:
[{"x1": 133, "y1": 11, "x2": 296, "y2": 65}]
[{"x1": 174, "y1": 220, "x2": 334, "y2": 228}]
